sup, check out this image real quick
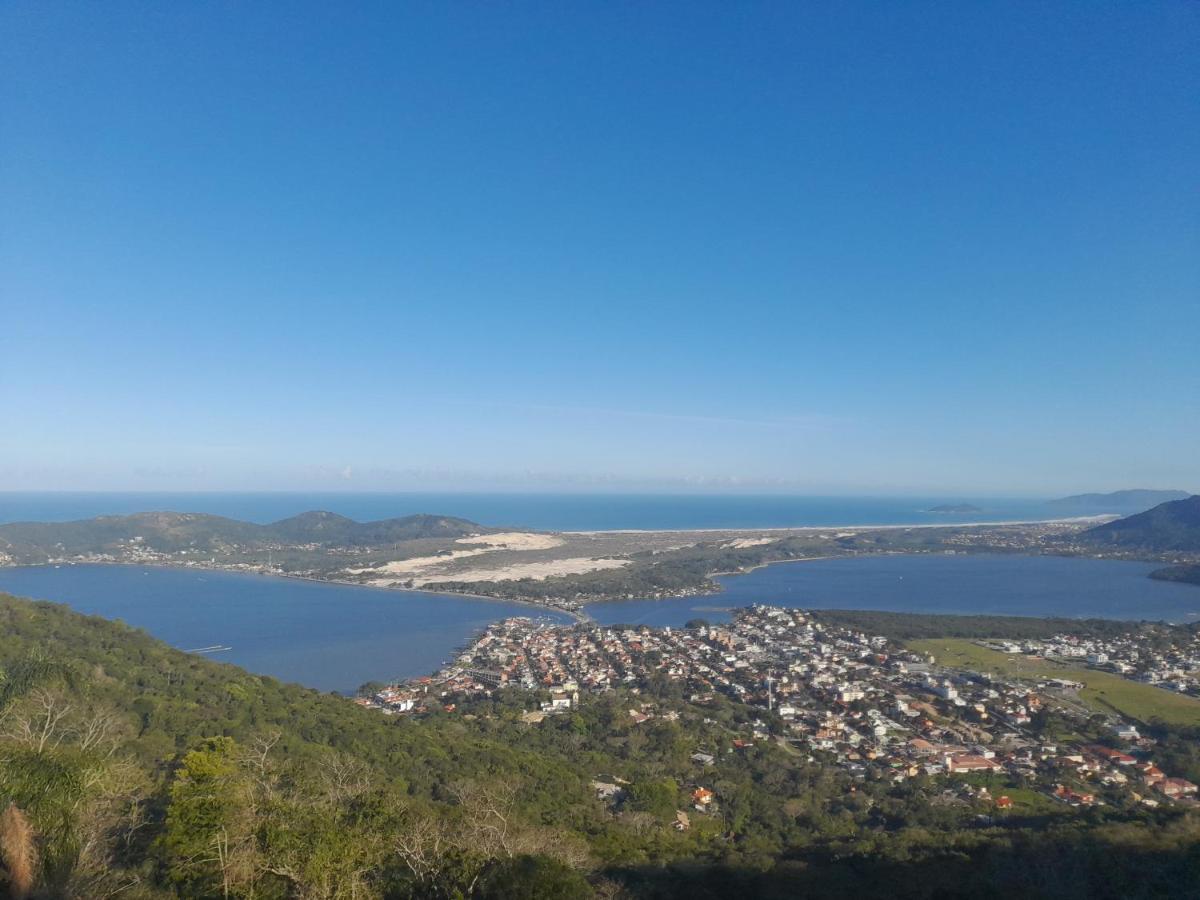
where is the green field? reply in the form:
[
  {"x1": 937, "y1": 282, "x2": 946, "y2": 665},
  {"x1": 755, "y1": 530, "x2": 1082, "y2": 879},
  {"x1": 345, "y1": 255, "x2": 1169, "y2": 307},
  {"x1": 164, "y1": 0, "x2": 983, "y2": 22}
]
[
  {"x1": 954, "y1": 773, "x2": 1062, "y2": 815},
  {"x1": 908, "y1": 638, "x2": 1200, "y2": 727}
]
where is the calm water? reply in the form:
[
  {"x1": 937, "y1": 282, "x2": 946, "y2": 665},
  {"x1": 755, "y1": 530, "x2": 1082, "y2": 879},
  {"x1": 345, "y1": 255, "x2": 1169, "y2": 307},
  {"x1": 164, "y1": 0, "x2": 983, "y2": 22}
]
[
  {"x1": 2, "y1": 556, "x2": 1198, "y2": 695},
  {"x1": 585, "y1": 555, "x2": 1200, "y2": 627},
  {"x1": 0, "y1": 491, "x2": 1065, "y2": 531},
  {"x1": 0, "y1": 565, "x2": 570, "y2": 694}
]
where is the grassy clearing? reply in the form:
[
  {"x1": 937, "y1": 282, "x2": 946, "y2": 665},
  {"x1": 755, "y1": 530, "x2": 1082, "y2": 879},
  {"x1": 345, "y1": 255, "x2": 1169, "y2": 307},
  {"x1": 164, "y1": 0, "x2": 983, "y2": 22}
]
[
  {"x1": 907, "y1": 638, "x2": 1200, "y2": 727},
  {"x1": 955, "y1": 773, "x2": 1061, "y2": 815}
]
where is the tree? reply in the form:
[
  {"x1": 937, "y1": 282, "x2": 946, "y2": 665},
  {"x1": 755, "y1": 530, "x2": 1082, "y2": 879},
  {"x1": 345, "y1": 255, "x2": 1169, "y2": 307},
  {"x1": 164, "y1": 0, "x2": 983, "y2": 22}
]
[
  {"x1": 0, "y1": 652, "x2": 74, "y2": 715},
  {"x1": 475, "y1": 854, "x2": 592, "y2": 900},
  {"x1": 162, "y1": 737, "x2": 257, "y2": 899},
  {"x1": 626, "y1": 779, "x2": 678, "y2": 820},
  {"x1": 0, "y1": 652, "x2": 80, "y2": 896}
]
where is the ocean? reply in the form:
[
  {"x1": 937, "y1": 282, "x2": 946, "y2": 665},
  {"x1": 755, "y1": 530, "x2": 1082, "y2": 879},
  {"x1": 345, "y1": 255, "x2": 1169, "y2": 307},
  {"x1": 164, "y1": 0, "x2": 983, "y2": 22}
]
[{"x1": 0, "y1": 491, "x2": 1067, "y2": 531}]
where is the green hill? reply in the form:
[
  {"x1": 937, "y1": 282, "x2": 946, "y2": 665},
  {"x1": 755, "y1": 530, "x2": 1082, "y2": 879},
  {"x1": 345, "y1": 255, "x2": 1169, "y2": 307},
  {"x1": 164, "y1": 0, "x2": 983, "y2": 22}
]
[
  {"x1": 1081, "y1": 495, "x2": 1200, "y2": 552},
  {"x1": 0, "y1": 510, "x2": 490, "y2": 562},
  {"x1": 1150, "y1": 564, "x2": 1200, "y2": 587},
  {"x1": 264, "y1": 511, "x2": 489, "y2": 545}
]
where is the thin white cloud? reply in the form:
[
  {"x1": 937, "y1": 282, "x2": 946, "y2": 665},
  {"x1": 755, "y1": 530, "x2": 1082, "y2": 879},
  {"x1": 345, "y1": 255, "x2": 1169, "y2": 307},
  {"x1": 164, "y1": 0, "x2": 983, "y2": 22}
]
[{"x1": 452, "y1": 399, "x2": 847, "y2": 432}]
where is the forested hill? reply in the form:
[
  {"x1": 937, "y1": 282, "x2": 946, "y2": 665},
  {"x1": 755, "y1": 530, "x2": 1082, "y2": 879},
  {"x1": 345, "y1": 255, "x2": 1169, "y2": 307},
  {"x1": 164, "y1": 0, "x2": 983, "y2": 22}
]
[
  {"x1": 3, "y1": 592, "x2": 1200, "y2": 898},
  {"x1": 1081, "y1": 495, "x2": 1200, "y2": 552},
  {"x1": 0, "y1": 590, "x2": 597, "y2": 897},
  {"x1": 0, "y1": 510, "x2": 491, "y2": 559}
]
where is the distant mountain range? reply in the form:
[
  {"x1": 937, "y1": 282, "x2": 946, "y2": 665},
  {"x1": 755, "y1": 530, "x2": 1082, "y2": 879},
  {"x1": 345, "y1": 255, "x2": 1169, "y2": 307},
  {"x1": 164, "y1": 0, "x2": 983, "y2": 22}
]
[
  {"x1": 1047, "y1": 489, "x2": 1192, "y2": 513},
  {"x1": 1080, "y1": 495, "x2": 1200, "y2": 552},
  {"x1": 0, "y1": 510, "x2": 490, "y2": 558}
]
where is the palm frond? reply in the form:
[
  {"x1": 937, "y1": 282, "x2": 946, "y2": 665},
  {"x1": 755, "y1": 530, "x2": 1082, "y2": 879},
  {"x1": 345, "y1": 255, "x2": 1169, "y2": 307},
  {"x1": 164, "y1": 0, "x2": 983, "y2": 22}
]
[
  {"x1": 0, "y1": 803, "x2": 38, "y2": 900},
  {"x1": 0, "y1": 651, "x2": 76, "y2": 712}
]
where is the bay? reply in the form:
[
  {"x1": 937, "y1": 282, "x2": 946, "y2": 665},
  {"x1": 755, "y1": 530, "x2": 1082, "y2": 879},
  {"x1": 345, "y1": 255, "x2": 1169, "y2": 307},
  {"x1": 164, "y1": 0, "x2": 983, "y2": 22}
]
[
  {"x1": 0, "y1": 564, "x2": 570, "y2": 693},
  {"x1": 584, "y1": 554, "x2": 1200, "y2": 627},
  {"x1": 3, "y1": 555, "x2": 1196, "y2": 695}
]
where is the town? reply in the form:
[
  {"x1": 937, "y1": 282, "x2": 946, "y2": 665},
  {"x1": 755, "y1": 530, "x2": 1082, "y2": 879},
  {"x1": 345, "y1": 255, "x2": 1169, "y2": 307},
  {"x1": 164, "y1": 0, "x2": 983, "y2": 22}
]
[
  {"x1": 987, "y1": 630, "x2": 1200, "y2": 699},
  {"x1": 358, "y1": 606, "x2": 1200, "y2": 817}
]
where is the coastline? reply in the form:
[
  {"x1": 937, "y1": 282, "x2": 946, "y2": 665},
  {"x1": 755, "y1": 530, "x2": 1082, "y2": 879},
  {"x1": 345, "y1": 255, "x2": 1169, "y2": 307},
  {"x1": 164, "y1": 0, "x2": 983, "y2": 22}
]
[
  {"x1": 0, "y1": 559, "x2": 593, "y2": 624},
  {"x1": 0, "y1": 513, "x2": 1136, "y2": 627},
  {"x1": 564, "y1": 514, "x2": 1115, "y2": 536},
  {"x1": 709, "y1": 553, "x2": 837, "y2": 579}
]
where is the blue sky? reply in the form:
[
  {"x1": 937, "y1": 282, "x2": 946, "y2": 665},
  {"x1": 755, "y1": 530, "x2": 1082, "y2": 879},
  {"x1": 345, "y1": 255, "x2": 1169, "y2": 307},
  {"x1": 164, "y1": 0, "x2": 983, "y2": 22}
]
[{"x1": 2, "y1": 2, "x2": 1197, "y2": 494}]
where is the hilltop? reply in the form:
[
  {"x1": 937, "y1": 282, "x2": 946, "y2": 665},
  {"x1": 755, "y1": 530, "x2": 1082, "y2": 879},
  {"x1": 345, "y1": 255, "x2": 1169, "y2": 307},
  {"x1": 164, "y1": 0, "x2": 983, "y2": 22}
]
[
  {"x1": 0, "y1": 510, "x2": 490, "y2": 561},
  {"x1": 1081, "y1": 495, "x2": 1200, "y2": 553}
]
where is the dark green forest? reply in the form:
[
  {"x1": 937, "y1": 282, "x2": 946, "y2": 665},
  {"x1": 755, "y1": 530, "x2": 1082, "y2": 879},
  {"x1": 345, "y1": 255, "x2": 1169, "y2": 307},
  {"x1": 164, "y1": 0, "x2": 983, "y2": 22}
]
[
  {"x1": 1150, "y1": 564, "x2": 1200, "y2": 587},
  {"x1": 1, "y1": 593, "x2": 1198, "y2": 899}
]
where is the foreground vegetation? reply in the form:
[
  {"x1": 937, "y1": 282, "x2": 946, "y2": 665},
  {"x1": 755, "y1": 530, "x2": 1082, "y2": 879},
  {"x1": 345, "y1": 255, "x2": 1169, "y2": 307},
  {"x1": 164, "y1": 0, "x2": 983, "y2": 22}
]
[{"x1": 2, "y1": 593, "x2": 1199, "y2": 898}]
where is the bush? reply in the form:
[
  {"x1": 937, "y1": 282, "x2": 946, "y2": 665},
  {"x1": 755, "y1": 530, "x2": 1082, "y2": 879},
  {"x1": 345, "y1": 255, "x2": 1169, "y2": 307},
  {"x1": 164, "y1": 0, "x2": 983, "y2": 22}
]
[{"x1": 475, "y1": 854, "x2": 592, "y2": 899}]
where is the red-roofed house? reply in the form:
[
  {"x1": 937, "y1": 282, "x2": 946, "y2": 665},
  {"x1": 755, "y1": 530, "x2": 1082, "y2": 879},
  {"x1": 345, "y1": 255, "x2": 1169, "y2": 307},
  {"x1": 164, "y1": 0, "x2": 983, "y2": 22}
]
[
  {"x1": 1157, "y1": 778, "x2": 1198, "y2": 799},
  {"x1": 1090, "y1": 746, "x2": 1136, "y2": 766},
  {"x1": 945, "y1": 753, "x2": 1002, "y2": 774},
  {"x1": 1140, "y1": 765, "x2": 1166, "y2": 785},
  {"x1": 1055, "y1": 785, "x2": 1096, "y2": 806}
]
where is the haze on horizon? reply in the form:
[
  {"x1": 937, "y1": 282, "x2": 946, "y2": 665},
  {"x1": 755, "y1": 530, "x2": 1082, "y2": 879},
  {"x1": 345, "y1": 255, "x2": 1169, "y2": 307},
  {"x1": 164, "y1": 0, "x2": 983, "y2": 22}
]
[{"x1": 2, "y1": 3, "x2": 1197, "y2": 497}]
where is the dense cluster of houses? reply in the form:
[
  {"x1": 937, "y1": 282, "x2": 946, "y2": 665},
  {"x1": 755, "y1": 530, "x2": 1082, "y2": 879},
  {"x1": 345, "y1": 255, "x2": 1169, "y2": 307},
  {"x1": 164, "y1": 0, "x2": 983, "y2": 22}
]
[
  {"x1": 355, "y1": 606, "x2": 1198, "y2": 811},
  {"x1": 988, "y1": 631, "x2": 1200, "y2": 698}
]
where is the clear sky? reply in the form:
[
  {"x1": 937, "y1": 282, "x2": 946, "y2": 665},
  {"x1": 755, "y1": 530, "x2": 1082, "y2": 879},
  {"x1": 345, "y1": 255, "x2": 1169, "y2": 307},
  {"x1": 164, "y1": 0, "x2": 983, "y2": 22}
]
[{"x1": 2, "y1": 2, "x2": 1197, "y2": 495}]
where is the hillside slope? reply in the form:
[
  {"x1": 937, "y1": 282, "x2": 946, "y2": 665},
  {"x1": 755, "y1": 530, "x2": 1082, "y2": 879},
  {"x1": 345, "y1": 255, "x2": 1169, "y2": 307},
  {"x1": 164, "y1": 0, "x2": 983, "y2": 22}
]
[
  {"x1": 1081, "y1": 495, "x2": 1200, "y2": 552},
  {"x1": 2, "y1": 593, "x2": 1200, "y2": 898},
  {"x1": 0, "y1": 510, "x2": 490, "y2": 561}
]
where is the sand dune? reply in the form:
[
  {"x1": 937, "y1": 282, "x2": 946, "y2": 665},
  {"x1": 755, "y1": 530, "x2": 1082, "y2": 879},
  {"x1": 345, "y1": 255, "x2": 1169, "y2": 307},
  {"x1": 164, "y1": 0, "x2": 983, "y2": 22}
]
[
  {"x1": 408, "y1": 556, "x2": 629, "y2": 586},
  {"x1": 455, "y1": 532, "x2": 564, "y2": 550},
  {"x1": 727, "y1": 537, "x2": 775, "y2": 548},
  {"x1": 349, "y1": 531, "x2": 571, "y2": 584}
]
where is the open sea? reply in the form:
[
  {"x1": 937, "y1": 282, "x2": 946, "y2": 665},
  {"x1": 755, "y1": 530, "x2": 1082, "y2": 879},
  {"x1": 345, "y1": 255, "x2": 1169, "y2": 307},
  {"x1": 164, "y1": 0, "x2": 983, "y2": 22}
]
[{"x1": 0, "y1": 491, "x2": 1071, "y2": 531}]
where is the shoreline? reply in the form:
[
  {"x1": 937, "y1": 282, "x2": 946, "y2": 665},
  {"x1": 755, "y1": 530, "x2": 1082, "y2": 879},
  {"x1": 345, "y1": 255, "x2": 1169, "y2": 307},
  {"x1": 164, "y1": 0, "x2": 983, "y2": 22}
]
[
  {"x1": 0, "y1": 514, "x2": 1161, "y2": 628},
  {"x1": 0, "y1": 560, "x2": 593, "y2": 624},
  {"x1": 4, "y1": 555, "x2": 1195, "y2": 637},
  {"x1": 709, "y1": 553, "x2": 837, "y2": 579},
  {"x1": 563, "y1": 514, "x2": 1115, "y2": 536}
]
